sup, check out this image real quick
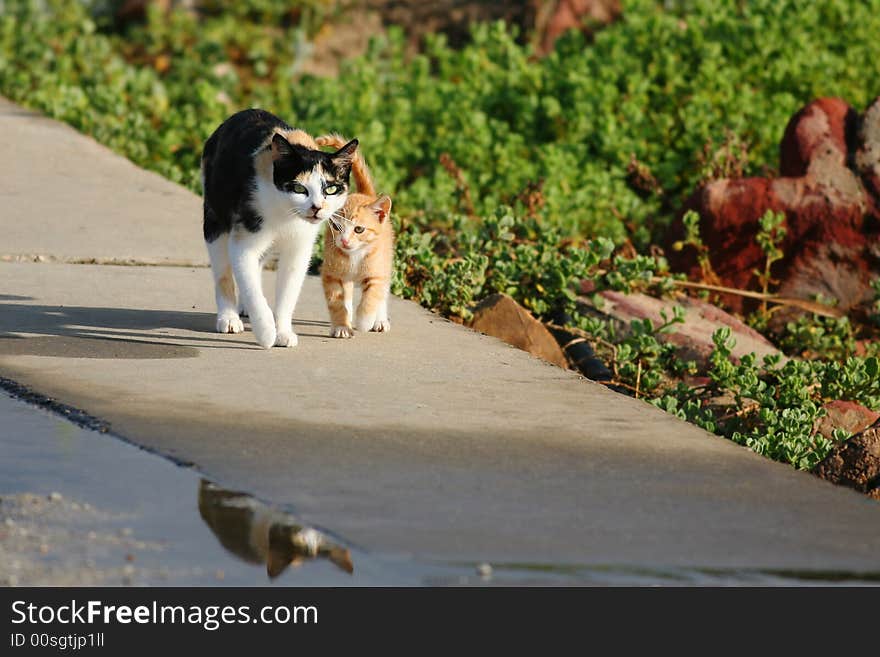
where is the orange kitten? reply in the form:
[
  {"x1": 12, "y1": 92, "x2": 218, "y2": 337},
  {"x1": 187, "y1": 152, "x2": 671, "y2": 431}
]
[{"x1": 315, "y1": 134, "x2": 394, "y2": 338}]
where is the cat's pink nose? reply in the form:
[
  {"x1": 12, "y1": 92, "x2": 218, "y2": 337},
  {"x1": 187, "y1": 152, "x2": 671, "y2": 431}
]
[{"x1": 340, "y1": 238, "x2": 350, "y2": 248}]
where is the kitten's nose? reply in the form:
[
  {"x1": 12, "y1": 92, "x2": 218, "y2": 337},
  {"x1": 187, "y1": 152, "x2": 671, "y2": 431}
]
[
  {"x1": 310, "y1": 205, "x2": 321, "y2": 214},
  {"x1": 340, "y1": 237, "x2": 350, "y2": 248}
]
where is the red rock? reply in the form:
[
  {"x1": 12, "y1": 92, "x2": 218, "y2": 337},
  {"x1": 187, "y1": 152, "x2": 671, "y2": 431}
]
[
  {"x1": 779, "y1": 98, "x2": 855, "y2": 176},
  {"x1": 814, "y1": 420, "x2": 880, "y2": 498},
  {"x1": 814, "y1": 400, "x2": 880, "y2": 442},
  {"x1": 668, "y1": 96, "x2": 880, "y2": 316},
  {"x1": 469, "y1": 293, "x2": 569, "y2": 369},
  {"x1": 581, "y1": 290, "x2": 784, "y2": 370}
]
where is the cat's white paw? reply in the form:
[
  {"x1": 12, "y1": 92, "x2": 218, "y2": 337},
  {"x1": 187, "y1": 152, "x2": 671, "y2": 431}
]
[
  {"x1": 275, "y1": 331, "x2": 298, "y2": 348},
  {"x1": 330, "y1": 325, "x2": 354, "y2": 339},
  {"x1": 217, "y1": 313, "x2": 244, "y2": 334},
  {"x1": 371, "y1": 319, "x2": 391, "y2": 333},
  {"x1": 251, "y1": 316, "x2": 277, "y2": 349},
  {"x1": 355, "y1": 314, "x2": 377, "y2": 332}
]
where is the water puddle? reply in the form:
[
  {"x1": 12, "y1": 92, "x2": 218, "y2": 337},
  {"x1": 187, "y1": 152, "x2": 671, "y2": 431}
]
[
  {"x1": 1, "y1": 388, "x2": 877, "y2": 586},
  {"x1": 0, "y1": 391, "x2": 367, "y2": 585}
]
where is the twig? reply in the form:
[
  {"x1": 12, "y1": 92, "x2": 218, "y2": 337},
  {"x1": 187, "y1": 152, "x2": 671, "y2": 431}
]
[
  {"x1": 717, "y1": 401, "x2": 761, "y2": 423},
  {"x1": 659, "y1": 278, "x2": 844, "y2": 318},
  {"x1": 560, "y1": 336, "x2": 589, "y2": 351}
]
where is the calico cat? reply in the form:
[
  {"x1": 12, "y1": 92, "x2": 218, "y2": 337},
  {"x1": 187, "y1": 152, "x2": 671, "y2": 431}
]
[
  {"x1": 314, "y1": 134, "x2": 394, "y2": 338},
  {"x1": 201, "y1": 109, "x2": 358, "y2": 348}
]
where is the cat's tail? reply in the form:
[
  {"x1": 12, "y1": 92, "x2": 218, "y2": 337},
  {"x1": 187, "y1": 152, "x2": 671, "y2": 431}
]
[{"x1": 315, "y1": 133, "x2": 375, "y2": 197}]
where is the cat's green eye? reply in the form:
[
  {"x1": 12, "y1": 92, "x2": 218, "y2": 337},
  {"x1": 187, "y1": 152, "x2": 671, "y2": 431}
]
[
  {"x1": 324, "y1": 184, "x2": 341, "y2": 195},
  {"x1": 354, "y1": 225, "x2": 365, "y2": 234},
  {"x1": 286, "y1": 182, "x2": 308, "y2": 194}
]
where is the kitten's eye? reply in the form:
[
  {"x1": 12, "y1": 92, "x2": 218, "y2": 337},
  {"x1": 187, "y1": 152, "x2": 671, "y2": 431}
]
[
  {"x1": 286, "y1": 182, "x2": 308, "y2": 194},
  {"x1": 324, "y1": 184, "x2": 342, "y2": 195},
  {"x1": 328, "y1": 220, "x2": 341, "y2": 231},
  {"x1": 354, "y1": 225, "x2": 365, "y2": 234}
]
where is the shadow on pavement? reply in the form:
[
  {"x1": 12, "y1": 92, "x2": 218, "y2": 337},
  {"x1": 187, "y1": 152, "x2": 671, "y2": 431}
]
[
  {"x1": 0, "y1": 302, "x2": 236, "y2": 357},
  {"x1": 0, "y1": 301, "x2": 334, "y2": 357}
]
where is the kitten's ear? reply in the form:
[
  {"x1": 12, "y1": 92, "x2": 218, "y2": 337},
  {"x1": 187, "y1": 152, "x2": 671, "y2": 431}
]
[
  {"x1": 330, "y1": 138, "x2": 359, "y2": 170},
  {"x1": 371, "y1": 194, "x2": 392, "y2": 223},
  {"x1": 270, "y1": 133, "x2": 294, "y2": 162}
]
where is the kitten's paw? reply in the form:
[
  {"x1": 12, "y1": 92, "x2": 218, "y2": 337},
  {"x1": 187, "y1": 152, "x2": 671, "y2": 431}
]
[
  {"x1": 251, "y1": 317, "x2": 277, "y2": 349},
  {"x1": 275, "y1": 331, "x2": 298, "y2": 348},
  {"x1": 371, "y1": 319, "x2": 391, "y2": 333},
  {"x1": 330, "y1": 325, "x2": 354, "y2": 339},
  {"x1": 216, "y1": 313, "x2": 244, "y2": 334}
]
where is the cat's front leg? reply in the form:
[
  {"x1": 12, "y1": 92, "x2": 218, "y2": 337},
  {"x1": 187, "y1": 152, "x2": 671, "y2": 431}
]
[
  {"x1": 273, "y1": 236, "x2": 316, "y2": 347},
  {"x1": 229, "y1": 237, "x2": 276, "y2": 349},
  {"x1": 322, "y1": 274, "x2": 354, "y2": 338},
  {"x1": 372, "y1": 294, "x2": 391, "y2": 333},
  {"x1": 355, "y1": 277, "x2": 390, "y2": 333}
]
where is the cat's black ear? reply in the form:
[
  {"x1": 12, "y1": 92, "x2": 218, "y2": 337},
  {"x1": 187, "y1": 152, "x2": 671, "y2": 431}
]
[
  {"x1": 270, "y1": 133, "x2": 295, "y2": 161},
  {"x1": 330, "y1": 138, "x2": 358, "y2": 170}
]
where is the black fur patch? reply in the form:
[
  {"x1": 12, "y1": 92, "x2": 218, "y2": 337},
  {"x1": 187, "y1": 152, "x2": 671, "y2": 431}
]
[{"x1": 271, "y1": 138, "x2": 357, "y2": 192}]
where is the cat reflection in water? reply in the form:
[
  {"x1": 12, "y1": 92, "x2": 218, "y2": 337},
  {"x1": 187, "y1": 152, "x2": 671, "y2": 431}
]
[{"x1": 197, "y1": 479, "x2": 353, "y2": 578}]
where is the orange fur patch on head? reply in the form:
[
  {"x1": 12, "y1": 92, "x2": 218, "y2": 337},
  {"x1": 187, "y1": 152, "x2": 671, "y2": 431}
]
[
  {"x1": 264, "y1": 129, "x2": 318, "y2": 163},
  {"x1": 276, "y1": 128, "x2": 317, "y2": 150}
]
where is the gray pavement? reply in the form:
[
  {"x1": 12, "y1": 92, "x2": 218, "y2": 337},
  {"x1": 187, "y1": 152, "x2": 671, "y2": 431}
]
[
  {"x1": 0, "y1": 97, "x2": 205, "y2": 266},
  {"x1": 2, "y1": 97, "x2": 880, "y2": 577}
]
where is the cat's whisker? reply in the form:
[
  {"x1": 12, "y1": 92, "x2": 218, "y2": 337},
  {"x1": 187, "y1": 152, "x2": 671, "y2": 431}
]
[{"x1": 326, "y1": 210, "x2": 353, "y2": 234}]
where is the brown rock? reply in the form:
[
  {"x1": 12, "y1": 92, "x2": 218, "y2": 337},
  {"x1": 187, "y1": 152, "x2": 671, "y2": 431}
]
[
  {"x1": 814, "y1": 400, "x2": 880, "y2": 441},
  {"x1": 581, "y1": 290, "x2": 783, "y2": 370},
  {"x1": 668, "y1": 96, "x2": 880, "y2": 316},
  {"x1": 814, "y1": 420, "x2": 880, "y2": 497},
  {"x1": 469, "y1": 294, "x2": 569, "y2": 369}
]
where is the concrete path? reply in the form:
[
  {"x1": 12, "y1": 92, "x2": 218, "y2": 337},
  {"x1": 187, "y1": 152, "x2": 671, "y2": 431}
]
[
  {"x1": 0, "y1": 97, "x2": 205, "y2": 266},
  {"x1": 2, "y1": 98, "x2": 880, "y2": 576}
]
